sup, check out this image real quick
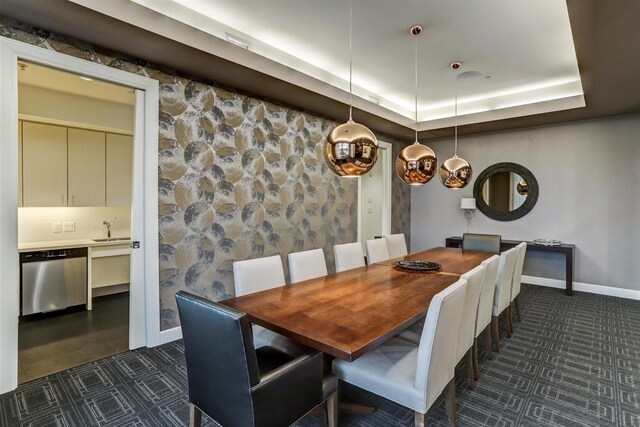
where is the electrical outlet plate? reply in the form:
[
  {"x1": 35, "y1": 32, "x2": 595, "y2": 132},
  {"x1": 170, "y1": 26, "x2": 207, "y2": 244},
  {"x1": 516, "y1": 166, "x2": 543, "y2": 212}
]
[
  {"x1": 62, "y1": 221, "x2": 75, "y2": 232},
  {"x1": 53, "y1": 222, "x2": 62, "y2": 233}
]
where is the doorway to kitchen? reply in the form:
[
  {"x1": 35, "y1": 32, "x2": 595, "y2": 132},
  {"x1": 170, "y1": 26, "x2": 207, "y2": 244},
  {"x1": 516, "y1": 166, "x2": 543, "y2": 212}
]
[
  {"x1": 358, "y1": 140, "x2": 392, "y2": 246},
  {"x1": 16, "y1": 62, "x2": 135, "y2": 383},
  {"x1": 0, "y1": 37, "x2": 160, "y2": 394}
]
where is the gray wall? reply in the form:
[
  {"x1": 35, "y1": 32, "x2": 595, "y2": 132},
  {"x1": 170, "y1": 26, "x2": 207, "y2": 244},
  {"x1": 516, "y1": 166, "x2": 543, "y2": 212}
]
[{"x1": 411, "y1": 114, "x2": 640, "y2": 291}]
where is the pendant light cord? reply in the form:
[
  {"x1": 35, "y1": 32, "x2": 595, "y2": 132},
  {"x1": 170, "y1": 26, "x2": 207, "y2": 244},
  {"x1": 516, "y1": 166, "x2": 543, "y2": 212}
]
[
  {"x1": 348, "y1": 0, "x2": 353, "y2": 121},
  {"x1": 414, "y1": 34, "x2": 418, "y2": 143},
  {"x1": 454, "y1": 76, "x2": 458, "y2": 156}
]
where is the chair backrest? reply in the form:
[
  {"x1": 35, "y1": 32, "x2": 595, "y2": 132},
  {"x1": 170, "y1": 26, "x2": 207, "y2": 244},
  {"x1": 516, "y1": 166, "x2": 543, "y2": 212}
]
[
  {"x1": 462, "y1": 233, "x2": 501, "y2": 253},
  {"x1": 334, "y1": 242, "x2": 365, "y2": 272},
  {"x1": 288, "y1": 248, "x2": 328, "y2": 283},
  {"x1": 233, "y1": 255, "x2": 285, "y2": 297},
  {"x1": 476, "y1": 255, "x2": 500, "y2": 335},
  {"x1": 176, "y1": 291, "x2": 259, "y2": 427},
  {"x1": 415, "y1": 278, "x2": 467, "y2": 409},
  {"x1": 456, "y1": 265, "x2": 486, "y2": 363},
  {"x1": 384, "y1": 233, "x2": 408, "y2": 258},
  {"x1": 493, "y1": 248, "x2": 518, "y2": 315},
  {"x1": 510, "y1": 242, "x2": 527, "y2": 300},
  {"x1": 365, "y1": 238, "x2": 390, "y2": 264}
]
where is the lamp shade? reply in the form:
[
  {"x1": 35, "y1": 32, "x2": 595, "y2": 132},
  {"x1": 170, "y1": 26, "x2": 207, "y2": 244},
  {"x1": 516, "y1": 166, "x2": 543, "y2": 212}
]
[{"x1": 460, "y1": 198, "x2": 476, "y2": 210}]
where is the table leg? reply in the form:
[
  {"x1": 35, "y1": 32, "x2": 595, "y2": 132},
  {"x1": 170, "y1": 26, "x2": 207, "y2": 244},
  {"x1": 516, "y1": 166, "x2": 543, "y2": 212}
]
[{"x1": 565, "y1": 248, "x2": 573, "y2": 296}]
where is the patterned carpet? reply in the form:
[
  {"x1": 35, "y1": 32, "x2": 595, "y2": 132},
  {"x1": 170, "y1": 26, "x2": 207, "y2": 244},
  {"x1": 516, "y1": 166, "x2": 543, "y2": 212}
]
[{"x1": 1, "y1": 284, "x2": 639, "y2": 426}]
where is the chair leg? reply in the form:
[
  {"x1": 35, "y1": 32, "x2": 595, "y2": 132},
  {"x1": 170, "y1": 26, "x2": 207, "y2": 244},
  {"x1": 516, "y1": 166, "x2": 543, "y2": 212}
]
[
  {"x1": 472, "y1": 337, "x2": 480, "y2": 380},
  {"x1": 445, "y1": 378, "x2": 457, "y2": 427},
  {"x1": 485, "y1": 326, "x2": 494, "y2": 360},
  {"x1": 189, "y1": 404, "x2": 202, "y2": 427},
  {"x1": 466, "y1": 349, "x2": 476, "y2": 390},
  {"x1": 414, "y1": 411, "x2": 426, "y2": 427},
  {"x1": 491, "y1": 316, "x2": 500, "y2": 353},
  {"x1": 506, "y1": 306, "x2": 513, "y2": 338},
  {"x1": 325, "y1": 390, "x2": 339, "y2": 427},
  {"x1": 515, "y1": 295, "x2": 522, "y2": 322}
]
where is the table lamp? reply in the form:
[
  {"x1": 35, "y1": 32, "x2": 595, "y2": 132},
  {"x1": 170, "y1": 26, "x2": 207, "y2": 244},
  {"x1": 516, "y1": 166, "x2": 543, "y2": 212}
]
[{"x1": 460, "y1": 197, "x2": 476, "y2": 232}]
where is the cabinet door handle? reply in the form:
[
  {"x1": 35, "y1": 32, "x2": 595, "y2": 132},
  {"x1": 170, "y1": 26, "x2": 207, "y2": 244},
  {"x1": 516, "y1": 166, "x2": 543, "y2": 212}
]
[{"x1": 72, "y1": 195, "x2": 75, "y2": 205}]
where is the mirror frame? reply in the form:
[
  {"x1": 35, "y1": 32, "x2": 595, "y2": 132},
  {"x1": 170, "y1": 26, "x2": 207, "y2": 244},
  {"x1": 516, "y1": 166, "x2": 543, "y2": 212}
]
[{"x1": 473, "y1": 162, "x2": 538, "y2": 221}]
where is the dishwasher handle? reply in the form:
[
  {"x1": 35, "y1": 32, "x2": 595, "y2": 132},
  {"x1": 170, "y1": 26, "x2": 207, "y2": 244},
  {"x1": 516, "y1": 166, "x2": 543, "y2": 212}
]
[{"x1": 46, "y1": 253, "x2": 68, "y2": 258}]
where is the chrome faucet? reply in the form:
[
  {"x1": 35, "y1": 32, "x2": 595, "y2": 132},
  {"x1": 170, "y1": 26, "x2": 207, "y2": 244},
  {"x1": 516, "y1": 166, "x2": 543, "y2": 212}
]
[{"x1": 102, "y1": 217, "x2": 117, "y2": 239}]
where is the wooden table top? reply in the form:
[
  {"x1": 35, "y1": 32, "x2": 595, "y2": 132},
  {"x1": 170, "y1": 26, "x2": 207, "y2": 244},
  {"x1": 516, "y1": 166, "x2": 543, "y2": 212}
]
[{"x1": 221, "y1": 247, "x2": 493, "y2": 361}]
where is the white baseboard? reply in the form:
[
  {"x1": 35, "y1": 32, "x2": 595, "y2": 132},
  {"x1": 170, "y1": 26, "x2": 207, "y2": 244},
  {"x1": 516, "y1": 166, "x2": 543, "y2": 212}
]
[
  {"x1": 523, "y1": 275, "x2": 640, "y2": 300},
  {"x1": 159, "y1": 326, "x2": 182, "y2": 344}
]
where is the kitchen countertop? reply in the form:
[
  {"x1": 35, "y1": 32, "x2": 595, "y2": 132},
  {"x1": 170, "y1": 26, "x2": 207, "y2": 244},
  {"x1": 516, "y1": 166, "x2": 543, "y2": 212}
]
[{"x1": 18, "y1": 238, "x2": 132, "y2": 252}]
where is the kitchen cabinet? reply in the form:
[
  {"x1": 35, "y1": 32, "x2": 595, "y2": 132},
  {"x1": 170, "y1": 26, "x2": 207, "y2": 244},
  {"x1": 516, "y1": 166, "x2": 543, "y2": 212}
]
[
  {"x1": 68, "y1": 128, "x2": 106, "y2": 206},
  {"x1": 22, "y1": 122, "x2": 68, "y2": 207},
  {"x1": 18, "y1": 121, "x2": 23, "y2": 207},
  {"x1": 106, "y1": 134, "x2": 133, "y2": 206},
  {"x1": 19, "y1": 120, "x2": 132, "y2": 207},
  {"x1": 89, "y1": 244, "x2": 130, "y2": 306}
]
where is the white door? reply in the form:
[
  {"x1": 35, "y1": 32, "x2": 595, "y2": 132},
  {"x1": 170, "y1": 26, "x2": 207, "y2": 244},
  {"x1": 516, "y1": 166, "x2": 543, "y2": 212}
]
[{"x1": 358, "y1": 141, "x2": 392, "y2": 245}]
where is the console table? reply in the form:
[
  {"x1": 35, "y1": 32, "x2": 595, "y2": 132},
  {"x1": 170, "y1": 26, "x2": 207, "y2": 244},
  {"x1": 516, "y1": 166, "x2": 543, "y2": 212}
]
[{"x1": 445, "y1": 236, "x2": 575, "y2": 296}]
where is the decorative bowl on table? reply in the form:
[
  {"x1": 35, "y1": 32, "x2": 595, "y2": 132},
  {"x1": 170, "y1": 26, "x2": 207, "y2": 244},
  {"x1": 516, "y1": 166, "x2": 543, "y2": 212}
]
[
  {"x1": 532, "y1": 239, "x2": 562, "y2": 246},
  {"x1": 394, "y1": 260, "x2": 442, "y2": 272}
]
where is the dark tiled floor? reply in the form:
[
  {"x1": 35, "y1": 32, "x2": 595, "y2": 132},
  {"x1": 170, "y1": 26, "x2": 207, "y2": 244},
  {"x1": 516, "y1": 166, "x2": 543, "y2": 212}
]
[{"x1": 18, "y1": 292, "x2": 129, "y2": 383}]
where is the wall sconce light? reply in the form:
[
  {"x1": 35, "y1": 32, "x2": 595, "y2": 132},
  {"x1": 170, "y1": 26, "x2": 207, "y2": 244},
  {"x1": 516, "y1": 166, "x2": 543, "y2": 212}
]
[{"x1": 460, "y1": 197, "x2": 476, "y2": 232}]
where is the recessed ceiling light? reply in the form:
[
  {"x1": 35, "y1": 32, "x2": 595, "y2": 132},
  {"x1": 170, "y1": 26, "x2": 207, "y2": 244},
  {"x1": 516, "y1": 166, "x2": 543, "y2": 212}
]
[
  {"x1": 456, "y1": 71, "x2": 483, "y2": 80},
  {"x1": 80, "y1": 76, "x2": 94, "y2": 81},
  {"x1": 224, "y1": 33, "x2": 250, "y2": 50}
]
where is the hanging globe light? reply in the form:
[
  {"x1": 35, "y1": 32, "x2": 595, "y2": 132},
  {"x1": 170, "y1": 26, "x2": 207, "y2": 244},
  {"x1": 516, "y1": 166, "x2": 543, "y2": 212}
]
[
  {"x1": 325, "y1": 119, "x2": 378, "y2": 177},
  {"x1": 324, "y1": 0, "x2": 378, "y2": 177},
  {"x1": 440, "y1": 62, "x2": 472, "y2": 189},
  {"x1": 396, "y1": 25, "x2": 437, "y2": 185}
]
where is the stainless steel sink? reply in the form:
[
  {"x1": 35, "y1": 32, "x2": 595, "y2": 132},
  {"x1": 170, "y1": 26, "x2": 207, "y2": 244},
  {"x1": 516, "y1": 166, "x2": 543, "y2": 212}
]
[{"x1": 92, "y1": 237, "x2": 131, "y2": 242}]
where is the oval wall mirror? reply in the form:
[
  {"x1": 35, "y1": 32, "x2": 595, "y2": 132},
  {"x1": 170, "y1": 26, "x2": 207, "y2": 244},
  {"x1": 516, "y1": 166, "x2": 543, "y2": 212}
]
[{"x1": 473, "y1": 162, "x2": 538, "y2": 221}]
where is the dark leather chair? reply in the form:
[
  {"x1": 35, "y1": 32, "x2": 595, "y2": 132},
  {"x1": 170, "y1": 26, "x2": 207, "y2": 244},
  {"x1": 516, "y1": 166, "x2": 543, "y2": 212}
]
[
  {"x1": 176, "y1": 291, "x2": 338, "y2": 427},
  {"x1": 462, "y1": 233, "x2": 501, "y2": 253}
]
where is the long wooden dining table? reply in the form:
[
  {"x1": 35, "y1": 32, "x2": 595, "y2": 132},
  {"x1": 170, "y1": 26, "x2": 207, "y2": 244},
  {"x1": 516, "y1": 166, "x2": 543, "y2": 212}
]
[{"x1": 221, "y1": 247, "x2": 493, "y2": 362}]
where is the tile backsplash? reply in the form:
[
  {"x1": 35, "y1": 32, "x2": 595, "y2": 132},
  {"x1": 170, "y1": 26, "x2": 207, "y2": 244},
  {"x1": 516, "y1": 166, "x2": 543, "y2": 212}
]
[{"x1": 18, "y1": 207, "x2": 131, "y2": 243}]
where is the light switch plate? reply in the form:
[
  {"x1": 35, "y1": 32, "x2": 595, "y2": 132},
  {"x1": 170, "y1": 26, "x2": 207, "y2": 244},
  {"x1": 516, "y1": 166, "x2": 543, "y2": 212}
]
[
  {"x1": 53, "y1": 222, "x2": 62, "y2": 233},
  {"x1": 62, "y1": 221, "x2": 75, "y2": 232}
]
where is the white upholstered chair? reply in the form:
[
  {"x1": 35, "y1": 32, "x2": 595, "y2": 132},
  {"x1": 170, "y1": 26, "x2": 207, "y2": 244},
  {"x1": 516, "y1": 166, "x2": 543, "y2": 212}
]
[
  {"x1": 333, "y1": 242, "x2": 365, "y2": 273},
  {"x1": 232, "y1": 255, "x2": 306, "y2": 356},
  {"x1": 333, "y1": 278, "x2": 468, "y2": 426},
  {"x1": 509, "y1": 242, "x2": 528, "y2": 328},
  {"x1": 491, "y1": 248, "x2": 518, "y2": 352},
  {"x1": 454, "y1": 265, "x2": 485, "y2": 390},
  {"x1": 288, "y1": 248, "x2": 328, "y2": 283},
  {"x1": 365, "y1": 238, "x2": 390, "y2": 264},
  {"x1": 473, "y1": 255, "x2": 500, "y2": 380},
  {"x1": 397, "y1": 265, "x2": 485, "y2": 391},
  {"x1": 384, "y1": 233, "x2": 408, "y2": 258}
]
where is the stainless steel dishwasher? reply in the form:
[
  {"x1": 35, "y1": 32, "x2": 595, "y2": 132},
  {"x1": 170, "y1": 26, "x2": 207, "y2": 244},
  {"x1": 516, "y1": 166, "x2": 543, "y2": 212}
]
[{"x1": 20, "y1": 247, "x2": 88, "y2": 315}]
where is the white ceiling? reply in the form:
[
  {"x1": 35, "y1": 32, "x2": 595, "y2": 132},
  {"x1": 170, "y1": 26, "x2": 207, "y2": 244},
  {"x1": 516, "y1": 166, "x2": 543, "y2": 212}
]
[
  {"x1": 18, "y1": 61, "x2": 135, "y2": 105},
  {"x1": 69, "y1": 0, "x2": 584, "y2": 130}
]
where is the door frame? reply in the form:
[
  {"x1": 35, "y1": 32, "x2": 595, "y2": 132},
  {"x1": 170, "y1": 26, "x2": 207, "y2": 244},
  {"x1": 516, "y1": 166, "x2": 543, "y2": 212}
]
[
  {"x1": 0, "y1": 37, "x2": 160, "y2": 394},
  {"x1": 357, "y1": 140, "x2": 392, "y2": 242}
]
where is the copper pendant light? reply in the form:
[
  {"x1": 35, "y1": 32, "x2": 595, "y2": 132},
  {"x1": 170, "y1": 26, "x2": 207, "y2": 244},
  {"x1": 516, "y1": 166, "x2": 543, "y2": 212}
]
[
  {"x1": 396, "y1": 25, "x2": 437, "y2": 186},
  {"x1": 324, "y1": 0, "x2": 378, "y2": 177},
  {"x1": 439, "y1": 62, "x2": 472, "y2": 189}
]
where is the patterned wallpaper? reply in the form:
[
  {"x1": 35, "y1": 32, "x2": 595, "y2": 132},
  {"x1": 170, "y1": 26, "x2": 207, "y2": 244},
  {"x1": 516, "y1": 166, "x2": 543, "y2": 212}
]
[{"x1": 1, "y1": 18, "x2": 411, "y2": 330}]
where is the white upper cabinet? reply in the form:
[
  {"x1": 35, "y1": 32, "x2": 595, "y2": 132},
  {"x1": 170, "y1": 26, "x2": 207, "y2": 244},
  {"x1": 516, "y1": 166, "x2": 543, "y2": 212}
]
[
  {"x1": 68, "y1": 128, "x2": 106, "y2": 207},
  {"x1": 106, "y1": 134, "x2": 133, "y2": 207},
  {"x1": 20, "y1": 121, "x2": 132, "y2": 207},
  {"x1": 22, "y1": 122, "x2": 68, "y2": 207}
]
